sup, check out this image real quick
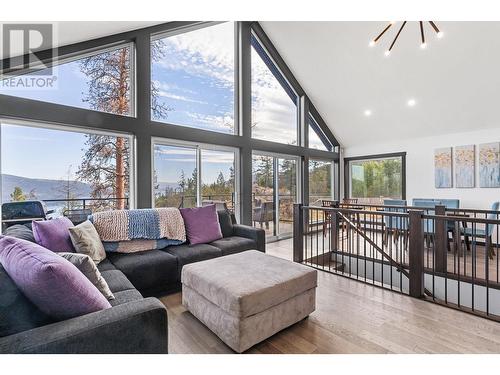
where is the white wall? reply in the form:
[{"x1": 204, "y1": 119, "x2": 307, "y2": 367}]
[{"x1": 343, "y1": 128, "x2": 500, "y2": 210}]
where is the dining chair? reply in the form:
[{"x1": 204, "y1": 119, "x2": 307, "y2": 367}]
[
  {"x1": 461, "y1": 201, "x2": 500, "y2": 259},
  {"x1": 383, "y1": 199, "x2": 408, "y2": 247},
  {"x1": 321, "y1": 200, "x2": 337, "y2": 236},
  {"x1": 412, "y1": 199, "x2": 438, "y2": 249}
]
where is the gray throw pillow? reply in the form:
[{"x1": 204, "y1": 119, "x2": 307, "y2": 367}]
[
  {"x1": 58, "y1": 252, "x2": 115, "y2": 300},
  {"x1": 68, "y1": 220, "x2": 106, "y2": 265},
  {"x1": 3, "y1": 224, "x2": 36, "y2": 243}
]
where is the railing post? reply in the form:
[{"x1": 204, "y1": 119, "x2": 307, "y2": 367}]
[
  {"x1": 409, "y1": 209, "x2": 425, "y2": 298},
  {"x1": 293, "y1": 204, "x2": 304, "y2": 263},
  {"x1": 330, "y1": 201, "x2": 339, "y2": 252},
  {"x1": 434, "y1": 205, "x2": 447, "y2": 273}
]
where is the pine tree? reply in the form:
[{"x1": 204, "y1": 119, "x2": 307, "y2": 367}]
[
  {"x1": 77, "y1": 43, "x2": 170, "y2": 210},
  {"x1": 10, "y1": 186, "x2": 26, "y2": 202},
  {"x1": 255, "y1": 156, "x2": 273, "y2": 188},
  {"x1": 55, "y1": 166, "x2": 80, "y2": 212},
  {"x1": 178, "y1": 170, "x2": 186, "y2": 192},
  {"x1": 216, "y1": 171, "x2": 226, "y2": 187}
]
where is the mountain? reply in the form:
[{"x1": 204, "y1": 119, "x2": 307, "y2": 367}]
[{"x1": 2, "y1": 174, "x2": 92, "y2": 203}]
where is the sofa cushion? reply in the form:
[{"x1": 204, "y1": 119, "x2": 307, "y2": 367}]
[
  {"x1": 217, "y1": 210, "x2": 234, "y2": 238},
  {"x1": 210, "y1": 236, "x2": 257, "y2": 256},
  {"x1": 107, "y1": 250, "x2": 177, "y2": 292},
  {"x1": 109, "y1": 289, "x2": 144, "y2": 307},
  {"x1": 32, "y1": 217, "x2": 75, "y2": 253},
  {"x1": 3, "y1": 224, "x2": 35, "y2": 243},
  {"x1": 180, "y1": 205, "x2": 223, "y2": 245},
  {"x1": 68, "y1": 220, "x2": 106, "y2": 264},
  {"x1": 96, "y1": 258, "x2": 116, "y2": 272},
  {"x1": 164, "y1": 243, "x2": 222, "y2": 279},
  {"x1": 0, "y1": 236, "x2": 111, "y2": 321},
  {"x1": 58, "y1": 252, "x2": 114, "y2": 301},
  {"x1": 100, "y1": 270, "x2": 135, "y2": 293},
  {"x1": 0, "y1": 264, "x2": 53, "y2": 337}
]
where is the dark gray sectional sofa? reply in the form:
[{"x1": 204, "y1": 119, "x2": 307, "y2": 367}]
[{"x1": 0, "y1": 210, "x2": 265, "y2": 354}]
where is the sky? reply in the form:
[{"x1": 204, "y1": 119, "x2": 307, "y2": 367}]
[{"x1": 0, "y1": 21, "x2": 327, "y2": 186}]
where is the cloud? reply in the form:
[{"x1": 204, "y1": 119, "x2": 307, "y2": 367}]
[
  {"x1": 185, "y1": 111, "x2": 234, "y2": 132},
  {"x1": 153, "y1": 22, "x2": 234, "y2": 89},
  {"x1": 158, "y1": 90, "x2": 208, "y2": 105},
  {"x1": 250, "y1": 47, "x2": 298, "y2": 145},
  {"x1": 153, "y1": 22, "x2": 300, "y2": 145}
]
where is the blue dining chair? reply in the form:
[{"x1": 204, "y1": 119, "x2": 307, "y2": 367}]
[
  {"x1": 412, "y1": 199, "x2": 438, "y2": 235},
  {"x1": 461, "y1": 201, "x2": 500, "y2": 259},
  {"x1": 383, "y1": 199, "x2": 408, "y2": 246}
]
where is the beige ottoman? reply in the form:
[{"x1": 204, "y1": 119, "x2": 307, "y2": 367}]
[{"x1": 181, "y1": 250, "x2": 317, "y2": 353}]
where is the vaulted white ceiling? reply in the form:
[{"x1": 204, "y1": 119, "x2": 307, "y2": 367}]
[{"x1": 261, "y1": 22, "x2": 500, "y2": 147}]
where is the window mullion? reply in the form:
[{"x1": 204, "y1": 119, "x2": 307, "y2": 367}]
[{"x1": 196, "y1": 147, "x2": 202, "y2": 207}]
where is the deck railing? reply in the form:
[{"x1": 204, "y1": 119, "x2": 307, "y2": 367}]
[
  {"x1": 43, "y1": 197, "x2": 130, "y2": 212},
  {"x1": 293, "y1": 203, "x2": 500, "y2": 322}
]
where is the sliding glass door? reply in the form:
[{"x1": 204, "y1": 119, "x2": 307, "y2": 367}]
[
  {"x1": 252, "y1": 152, "x2": 299, "y2": 241},
  {"x1": 153, "y1": 139, "x2": 238, "y2": 215}
]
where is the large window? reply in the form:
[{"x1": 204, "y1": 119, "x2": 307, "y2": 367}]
[
  {"x1": 309, "y1": 160, "x2": 334, "y2": 207},
  {"x1": 151, "y1": 23, "x2": 235, "y2": 133},
  {"x1": 308, "y1": 114, "x2": 331, "y2": 151},
  {"x1": 251, "y1": 35, "x2": 298, "y2": 145},
  {"x1": 0, "y1": 44, "x2": 133, "y2": 116},
  {"x1": 1, "y1": 122, "x2": 134, "y2": 218},
  {"x1": 347, "y1": 154, "x2": 405, "y2": 204},
  {"x1": 153, "y1": 140, "x2": 237, "y2": 212},
  {"x1": 0, "y1": 22, "x2": 340, "y2": 228}
]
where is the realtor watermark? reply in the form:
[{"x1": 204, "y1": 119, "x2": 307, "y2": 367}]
[{"x1": 1, "y1": 23, "x2": 58, "y2": 90}]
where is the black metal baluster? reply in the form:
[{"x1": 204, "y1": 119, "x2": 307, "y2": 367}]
[
  {"x1": 486, "y1": 230, "x2": 490, "y2": 316},
  {"x1": 456, "y1": 221, "x2": 461, "y2": 308},
  {"x1": 471, "y1": 220, "x2": 475, "y2": 312}
]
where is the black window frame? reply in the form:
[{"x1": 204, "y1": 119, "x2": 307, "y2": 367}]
[
  {"x1": 344, "y1": 152, "x2": 407, "y2": 201},
  {"x1": 0, "y1": 21, "x2": 341, "y2": 227}
]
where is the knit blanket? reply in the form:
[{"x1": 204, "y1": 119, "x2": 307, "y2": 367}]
[
  {"x1": 102, "y1": 239, "x2": 181, "y2": 253},
  {"x1": 90, "y1": 208, "x2": 186, "y2": 252}
]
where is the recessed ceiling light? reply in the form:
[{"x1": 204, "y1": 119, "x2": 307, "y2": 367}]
[
  {"x1": 407, "y1": 99, "x2": 416, "y2": 107},
  {"x1": 364, "y1": 110, "x2": 372, "y2": 117}
]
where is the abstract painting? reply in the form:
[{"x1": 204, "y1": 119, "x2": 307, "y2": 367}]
[
  {"x1": 479, "y1": 142, "x2": 500, "y2": 188},
  {"x1": 434, "y1": 147, "x2": 452, "y2": 188},
  {"x1": 454, "y1": 145, "x2": 475, "y2": 188}
]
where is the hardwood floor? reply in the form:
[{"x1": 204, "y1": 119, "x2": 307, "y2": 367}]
[{"x1": 160, "y1": 239, "x2": 500, "y2": 354}]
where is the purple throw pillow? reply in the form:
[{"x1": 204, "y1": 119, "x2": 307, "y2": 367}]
[
  {"x1": 0, "y1": 235, "x2": 111, "y2": 320},
  {"x1": 180, "y1": 205, "x2": 223, "y2": 245},
  {"x1": 32, "y1": 217, "x2": 75, "y2": 252}
]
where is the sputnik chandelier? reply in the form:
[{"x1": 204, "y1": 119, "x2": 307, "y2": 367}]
[{"x1": 369, "y1": 21, "x2": 443, "y2": 56}]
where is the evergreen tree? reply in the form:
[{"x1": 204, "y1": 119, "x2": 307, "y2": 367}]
[
  {"x1": 55, "y1": 166, "x2": 80, "y2": 212},
  {"x1": 10, "y1": 186, "x2": 26, "y2": 202},
  {"x1": 178, "y1": 170, "x2": 186, "y2": 192},
  {"x1": 77, "y1": 43, "x2": 170, "y2": 210},
  {"x1": 216, "y1": 171, "x2": 226, "y2": 187}
]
